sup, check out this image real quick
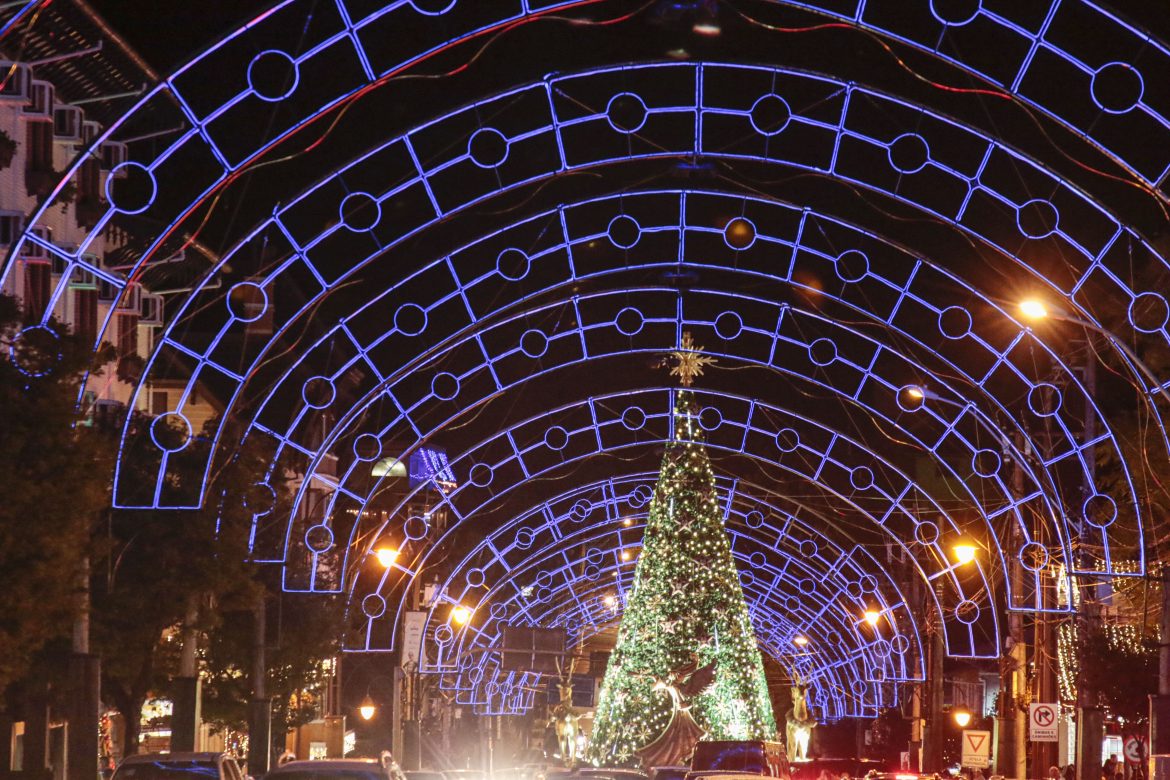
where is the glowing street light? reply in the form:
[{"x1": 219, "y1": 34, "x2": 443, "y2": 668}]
[
  {"x1": 863, "y1": 609, "x2": 882, "y2": 627},
  {"x1": 450, "y1": 606, "x2": 472, "y2": 626},
  {"x1": 375, "y1": 547, "x2": 399, "y2": 567},
  {"x1": 603, "y1": 594, "x2": 617, "y2": 609},
  {"x1": 359, "y1": 695, "x2": 376, "y2": 721},
  {"x1": 953, "y1": 543, "x2": 977, "y2": 565},
  {"x1": 793, "y1": 635, "x2": 809, "y2": 647},
  {"x1": 904, "y1": 386, "x2": 925, "y2": 401},
  {"x1": 953, "y1": 709, "x2": 972, "y2": 728},
  {"x1": 1019, "y1": 298, "x2": 1049, "y2": 320}
]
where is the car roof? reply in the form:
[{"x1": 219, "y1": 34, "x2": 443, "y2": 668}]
[
  {"x1": 272, "y1": 761, "x2": 383, "y2": 772},
  {"x1": 119, "y1": 754, "x2": 226, "y2": 764}
]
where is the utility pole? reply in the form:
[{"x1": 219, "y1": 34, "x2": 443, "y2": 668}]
[
  {"x1": 248, "y1": 596, "x2": 272, "y2": 777},
  {"x1": 1078, "y1": 352, "x2": 1104, "y2": 780},
  {"x1": 68, "y1": 554, "x2": 100, "y2": 780},
  {"x1": 172, "y1": 593, "x2": 202, "y2": 752},
  {"x1": 1149, "y1": 569, "x2": 1170, "y2": 780}
]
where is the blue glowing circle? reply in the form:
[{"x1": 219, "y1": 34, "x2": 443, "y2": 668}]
[
  {"x1": 749, "y1": 94, "x2": 791, "y2": 136},
  {"x1": 861, "y1": 574, "x2": 879, "y2": 593},
  {"x1": 409, "y1": 0, "x2": 457, "y2": 14},
  {"x1": 520, "y1": 328, "x2": 548, "y2": 358},
  {"x1": 929, "y1": 0, "x2": 981, "y2": 26},
  {"x1": 1084, "y1": 493, "x2": 1118, "y2": 528},
  {"x1": 431, "y1": 372, "x2": 460, "y2": 401},
  {"x1": 469, "y1": 463, "x2": 493, "y2": 487},
  {"x1": 741, "y1": 570, "x2": 755, "y2": 587},
  {"x1": 302, "y1": 376, "x2": 335, "y2": 409},
  {"x1": 621, "y1": 405, "x2": 647, "y2": 431},
  {"x1": 784, "y1": 596, "x2": 801, "y2": 613},
  {"x1": 435, "y1": 625, "x2": 453, "y2": 644},
  {"x1": 570, "y1": 499, "x2": 592, "y2": 520},
  {"x1": 834, "y1": 249, "x2": 869, "y2": 283},
  {"x1": 544, "y1": 425, "x2": 569, "y2": 451},
  {"x1": 892, "y1": 635, "x2": 912, "y2": 654},
  {"x1": 971, "y1": 448, "x2": 1002, "y2": 478},
  {"x1": 1020, "y1": 541, "x2": 1049, "y2": 571},
  {"x1": 537, "y1": 587, "x2": 553, "y2": 603},
  {"x1": 715, "y1": 311, "x2": 743, "y2": 340},
  {"x1": 586, "y1": 547, "x2": 604, "y2": 565},
  {"x1": 305, "y1": 524, "x2": 333, "y2": 552},
  {"x1": 745, "y1": 510, "x2": 764, "y2": 529},
  {"x1": 607, "y1": 215, "x2": 641, "y2": 249},
  {"x1": 1091, "y1": 62, "x2": 1144, "y2": 114},
  {"x1": 615, "y1": 306, "x2": 644, "y2": 336},
  {"x1": 888, "y1": 133, "x2": 930, "y2": 174},
  {"x1": 496, "y1": 248, "x2": 530, "y2": 281},
  {"x1": 798, "y1": 578, "x2": 815, "y2": 595},
  {"x1": 775, "y1": 428, "x2": 800, "y2": 453},
  {"x1": 1017, "y1": 199, "x2": 1060, "y2": 239},
  {"x1": 9, "y1": 325, "x2": 60, "y2": 377},
  {"x1": 699, "y1": 406, "x2": 722, "y2": 431},
  {"x1": 851, "y1": 680, "x2": 868, "y2": 695},
  {"x1": 873, "y1": 639, "x2": 892, "y2": 659},
  {"x1": 630, "y1": 485, "x2": 654, "y2": 507},
  {"x1": 955, "y1": 599, "x2": 980, "y2": 625},
  {"x1": 468, "y1": 127, "x2": 509, "y2": 169},
  {"x1": 403, "y1": 515, "x2": 429, "y2": 540},
  {"x1": 339, "y1": 192, "x2": 381, "y2": 232},
  {"x1": 1027, "y1": 382, "x2": 1063, "y2": 417},
  {"x1": 536, "y1": 570, "x2": 553, "y2": 588},
  {"x1": 749, "y1": 551, "x2": 766, "y2": 568},
  {"x1": 515, "y1": 528, "x2": 535, "y2": 549},
  {"x1": 845, "y1": 581, "x2": 863, "y2": 599},
  {"x1": 808, "y1": 337, "x2": 837, "y2": 366},
  {"x1": 353, "y1": 433, "x2": 382, "y2": 462},
  {"x1": 938, "y1": 305, "x2": 973, "y2": 339},
  {"x1": 871, "y1": 668, "x2": 887, "y2": 682},
  {"x1": 606, "y1": 92, "x2": 648, "y2": 134},
  {"x1": 724, "y1": 217, "x2": 757, "y2": 250},
  {"x1": 490, "y1": 603, "x2": 508, "y2": 619},
  {"x1": 226, "y1": 281, "x2": 268, "y2": 322},
  {"x1": 897, "y1": 385, "x2": 926, "y2": 413},
  {"x1": 1129, "y1": 292, "x2": 1170, "y2": 333},
  {"x1": 914, "y1": 520, "x2": 940, "y2": 545},
  {"x1": 850, "y1": 466, "x2": 874, "y2": 490},
  {"x1": 466, "y1": 568, "x2": 485, "y2": 587},
  {"x1": 484, "y1": 681, "x2": 499, "y2": 697},
  {"x1": 151, "y1": 412, "x2": 192, "y2": 452},
  {"x1": 243, "y1": 482, "x2": 276, "y2": 515},
  {"x1": 393, "y1": 303, "x2": 428, "y2": 336},
  {"x1": 799, "y1": 539, "x2": 818, "y2": 557},
  {"x1": 361, "y1": 594, "x2": 386, "y2": 618},
  {"x1": 247, "y1": 49, "x2": 299, "y2": 102},
  {"x1": 105, "y1": 162, "x2": 157, "y2": 215}
]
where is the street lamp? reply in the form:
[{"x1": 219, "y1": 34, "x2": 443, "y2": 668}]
[
  {"x1": 953, "y1": 543, "x2": 977, "y2": 565},
  {"x1": 450, "y1": 605, "x2": 472, "y2": 626},
  {"x1": 359, "y1": 694, "x2": 377, "y2": 721},
  {"x1": 953, "y1": 708, "x2": 972, "y2": 728},
  {"x1": 1019, "y1": 298, "x2": 1049, "y2": 320},
  {"x1": 863, "y1": 609, "x2": 882, "y2": 627},
  {"x1": 375, "y1": 546, "x2": 399, "y2": 567},
  {"x1": 793, "y1": 635, "x2": 809, "y2": 647}
]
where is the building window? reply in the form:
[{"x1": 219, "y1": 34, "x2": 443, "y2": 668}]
[
  {"x1": 74, "y1": 288, "x2": 97, "y2": 342},
  {"x1": 53, "y1": 106, "x2": 79, "y2": 139},
  {"x1": 151, "y1": 391, "x2": 168, "y2": 416},
  {"x1": 0, "y1": 213, "x2": 23, "y2": 245},
  {"x1": 26, "y1": 81, "x2": 51, "y2": 115},
  {"x1": 22, "y1": 261, "x2": 50, "y2": 319},
  {"x1": 0, "y1": 64, "x2": 26, "y2": 98},
  {"x1": 117, "y1": 314, "x2": 138, "y2": 357},
  {"x1": 78, "y1": 158, "x2": 101, "y2": 202},
  {"x1": 26, "y1": 121, "x2": 53, "y2": 172}
]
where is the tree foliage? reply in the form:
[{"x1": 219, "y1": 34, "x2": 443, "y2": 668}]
[{"x1": 0, "y1": 294, "x2": 114, "y2": 692}]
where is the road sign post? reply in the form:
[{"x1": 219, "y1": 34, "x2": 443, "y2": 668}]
[
  {"x1": 962, "y1": 730, "x2": 992, "y2": 769},
  {"x1": 1029, "y1": 703, "x2": 1059, "y2": 742}
]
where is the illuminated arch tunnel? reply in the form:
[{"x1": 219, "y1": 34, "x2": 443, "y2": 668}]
[{"x1": 5, "y1": 0, "x2": 1170, "y2": 724}]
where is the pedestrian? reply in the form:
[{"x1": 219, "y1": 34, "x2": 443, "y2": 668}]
[
  {"x1": 1103, "y1": 755, "x2": 1119, "y2": 780},
  {"x1": 973, "y1": 769, "x2": 986, "y2": 780},
  {"x1": 1064, "y1": 764, "x2": 1076, "y2": 780}
]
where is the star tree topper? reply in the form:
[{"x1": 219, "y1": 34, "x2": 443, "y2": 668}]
[{"x1": 668, "y1": 332, "x2": 718, "y2": 387}]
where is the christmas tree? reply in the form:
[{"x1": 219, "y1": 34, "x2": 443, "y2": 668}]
[{"x1": 588, "y1": 334, "x2": 777, "y2": 767}]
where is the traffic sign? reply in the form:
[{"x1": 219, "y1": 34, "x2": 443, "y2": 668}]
[
  {"x1": 1029, "y1": 703, "x2": 1059, "y2": 742},
  {"x1": 961, "y1": 729, "x2": 991, "y2": 769},
  {"x1": 1124, "y1": 736, "x2": 1147, "y2": 765}
]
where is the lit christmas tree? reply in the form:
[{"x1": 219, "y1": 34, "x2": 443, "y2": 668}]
[{"x1": 588, "y1": 334, "x2": 777, "y2": 767}]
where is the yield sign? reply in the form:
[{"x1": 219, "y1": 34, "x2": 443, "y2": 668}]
[{"x1": 962, "y1": 729, "x2": 991, "y2": 768}]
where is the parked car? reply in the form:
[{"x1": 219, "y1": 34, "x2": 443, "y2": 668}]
[
  {"x1": 648, "y1": 767, "x2": 689, "y2": 780},
  {"x1": 687, "y1": 740, "x2": 791, "y2": 780},
  {"x1": 267, "y1": 758, "x2": 406, "y2": 780},
  {"x1": 790, "y1": 759, "x2": 888, "y2": 780},
  {"x1": 405, "y1": 771, "x2": 446, "y2": 780},
  {"x1": 546, "y1": 769, "x2": 648, "y2": 780},
  {"x1": 112, "y1": 753, "x2": 245, "y2": 780}
]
